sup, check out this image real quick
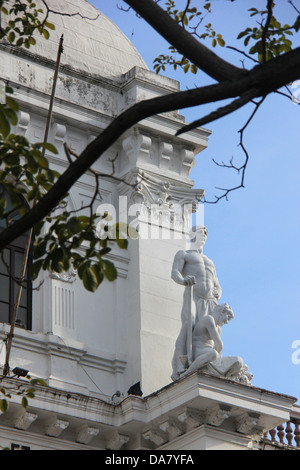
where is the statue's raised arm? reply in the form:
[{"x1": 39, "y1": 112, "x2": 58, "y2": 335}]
[{"x1": 171, "y1": 250, "x2": 196, "y2": 286}]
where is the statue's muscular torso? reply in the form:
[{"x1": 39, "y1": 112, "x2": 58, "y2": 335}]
[{"x1": 172, "y1": 250, "x2": 221, "y2": 300}]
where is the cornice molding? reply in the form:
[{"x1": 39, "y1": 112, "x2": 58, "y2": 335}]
[{"x1": 0, "y1": 372, "x2": 296, "y2": 450}]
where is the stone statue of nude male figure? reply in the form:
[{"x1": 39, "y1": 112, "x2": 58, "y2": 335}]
[
  {"x1": 171, "y1": 226, "x2": 252, "y2": 385},
  {"x1": 171, "y1": 226, "x2": 221, "y2": 380}
]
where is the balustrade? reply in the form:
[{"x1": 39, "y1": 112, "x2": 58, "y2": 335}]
[{"x1": 263, "y1": 418, "x2": 300, "y2": 449}]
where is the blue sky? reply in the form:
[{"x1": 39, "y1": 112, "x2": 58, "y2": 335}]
[{"x1": 91, "y1": 0, "x2": 300, "y2": 401}]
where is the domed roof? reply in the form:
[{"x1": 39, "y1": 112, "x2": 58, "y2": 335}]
[{"x1": 31, "y1": 0, "x2": 148, "y2": 78}]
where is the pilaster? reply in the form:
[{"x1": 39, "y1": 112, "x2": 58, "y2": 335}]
[{"x1": 114, "y1": 112, "x2": 207, "y2": 396}]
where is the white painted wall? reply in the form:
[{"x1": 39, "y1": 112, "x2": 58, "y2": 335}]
[{"x1": 0, "y1": 8, "x2": 209, "y2": 399}]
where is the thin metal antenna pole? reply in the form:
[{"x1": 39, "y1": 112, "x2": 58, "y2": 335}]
[
  {"x1": 2, "y1": 35, "x2": 64, "y2": 377},
  {"x1": 43, "y1": 34, "x2": 64, "y2": 153}
]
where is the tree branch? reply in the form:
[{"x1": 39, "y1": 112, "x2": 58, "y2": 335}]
[
  {"x1": 176, "y1": 87, "x2": 260, "y2": 135},
  {"x1": 180, "y1": 0, "x2": 192, "y2": 28},
  {"x1": 124, "y1": 0, "x2": 247, "y2": 82},
  {"x1": 226, "y1": 45, "x2": 260, "y2": 64},
  {"x1": 288, "y1": 0, "x2": 300, "y2": 15},
  {"x1": 261, "y1": 0, "x2": 274, "y2": 63},
  {"x1": 0, "y1": 45, "x2": 300, "y2": 249},
  {"x1": 204, "y1": 96, "x2": 266, "y2": 204},
  {"x1": 41, "y1": 0, "x2": 100, "y2": 21}
]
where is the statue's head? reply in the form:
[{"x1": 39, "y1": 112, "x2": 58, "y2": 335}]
[
  {"x1": 214, "y1": 303, "x2": 234, "y2": 326},
  {"x1": 190, "y1": 225, "x2": 208, "y2": 249}
]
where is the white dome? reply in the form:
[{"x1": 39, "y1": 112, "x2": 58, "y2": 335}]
[{"x1": 31, "y1": 0, "x2": 148, "y2": 78}]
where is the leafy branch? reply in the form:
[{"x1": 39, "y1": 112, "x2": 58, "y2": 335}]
[
  {"x1": 0, "y1": 1, "x2": 134, "y2": 292},
  {"x1": 0, "y1": 84, "x2": 129, "y2": 293},
  {"x1": 0, "y1": 0, "x2": 100, "y2": 48},
  {"x1": 1, "y1": 0, "x2": 300, "y2": 256},
  {"x1": 0, "y1": 374, "x2": 47, "y2": 413},
  {"x1": 237, "y1": 3, "x2": 300, "y2": 63},
  {"x1": 0, "y1": 0, "x2": 55, "y2": 47},
  {"x1": 154, "y1": 0, "x2": 225, "y2": 75}
]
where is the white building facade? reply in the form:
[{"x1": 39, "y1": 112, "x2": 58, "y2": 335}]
[{"x1": 0, "y1": 0, "x2": 299, "y2": 451}]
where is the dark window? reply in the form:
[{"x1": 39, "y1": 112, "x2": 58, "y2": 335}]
[
  {"x1": 0, "y1": 236, "x2": 32, "y2": 330},
  {"x1": 11, "y1": 443, "x2": 31, "y2": 450},
  {"x1": 0, "y1": 187, "x2": 32, "y2": 330}
]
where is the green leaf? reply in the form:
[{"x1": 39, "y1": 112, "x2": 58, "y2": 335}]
[
  {"x1": 5, "y1": 86, "x2": 14, "y2": 95},
  {"x1": 21, "y1": 396, "x2": 28, "y2": 409},
  {"x1": 35, "y1": 153, "x2": 49, "y2": 169},
  {"x1": 0, "y1": 399, "x2": 8, "y2": 413},
  {"x1": 5, "y1": 96, "x2": 19, "y2": 112},
  {"x1": 67, "y1": 217, "x2": 83, "y2": 234},
  {"x1": 81, "y1": 265, "x2": 99, "y2": 292},
  {"x1": 50, "y1": 247, "x2": 64, "y2": 273},
  {"x1": 5, "y1": 108, "x2": 18, "y2": 126},
  {"x1": 36, "y1": 142, "x2": 58, "y2": 154},
  {"x1": 91, "y1": 264, "x2": 104, "y2": 286},
  {"x1": 35, "y1": 378, "x2": 48, "y2": 387},
  {"x1": 45, "y1": 21, "x2": 55, "y2": 30},
  {"x1": 294, "y1": 15, "x2": 300, "y2": 32},
  {"x1": 116, "y1": 237, "x2": 128, "y2": 249},
  {"x1": 237, "y1": 30, "x2": 248, "y2": 39},
  {"x1": 27, "y1": 186, "x2": 39, "y2": 202},
  {"x1": 103, "y1": 260, "x2": 118, "y2": 282},
  {"x1": 8, "y1": 31, "x2": 15, "y2": 43},
  {"x1": 33, "y1": 238, "x2": 48, "y2": 260},
  {"x1": 25, "y1": 388, "x2": 35, "y2": 398},
  {"x1": 244, "y1": 35, "x2": 251, "y2": 47},
  {"x1": 42, "y1": 29, "x2": 49, "y2": 40},
  {"x1": 0, "y1": 107, "x2": 11, "y2": 137},
  {"x1": 182, "y1": 15, "x2": 188, "y2": 26}
]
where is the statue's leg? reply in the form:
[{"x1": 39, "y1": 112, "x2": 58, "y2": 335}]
[
  {"x1": 224, "y1": 357, "x2": 244, "y2": 378},
  {"x1": 184, "y1": 348, "x2": 218, "y2": 376}
]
